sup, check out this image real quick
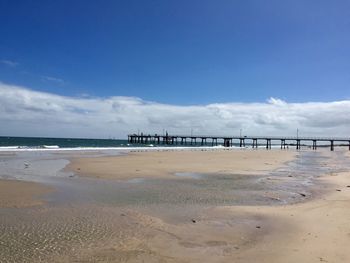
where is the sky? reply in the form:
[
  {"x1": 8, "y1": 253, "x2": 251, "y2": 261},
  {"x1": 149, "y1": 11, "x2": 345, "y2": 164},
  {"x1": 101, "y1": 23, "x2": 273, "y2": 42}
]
[{"x1": 1, "y1": 0, "x2": 350, "y2": 138}]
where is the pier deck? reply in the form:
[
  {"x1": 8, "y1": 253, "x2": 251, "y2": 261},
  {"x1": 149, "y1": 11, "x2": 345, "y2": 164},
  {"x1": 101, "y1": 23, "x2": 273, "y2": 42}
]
[{"x1": 128, "y1": 133, "x2": 350, "y2": 151}]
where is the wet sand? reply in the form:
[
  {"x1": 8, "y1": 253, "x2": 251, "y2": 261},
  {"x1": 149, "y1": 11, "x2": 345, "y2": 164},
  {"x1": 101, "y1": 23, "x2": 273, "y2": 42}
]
[
  {"x1": 1, "y1": 148, "x2": 350, "y2": 262},
  {"x1": 0, "y1": 179, "x2": 52, "y2": 208},
  {"x1": 225, "y1": 171, "x2": 350, "y2": 262}
]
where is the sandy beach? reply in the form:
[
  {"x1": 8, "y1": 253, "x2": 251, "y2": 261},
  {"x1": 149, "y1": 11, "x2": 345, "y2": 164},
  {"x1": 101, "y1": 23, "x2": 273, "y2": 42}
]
[
  {"x1": 1, "y1": 148, "x2": 350, "y2": 262},
  {"x1": 66, "y1": 149, "x2": 296, "y2": 180},
  {"x1": 222, "y1": 167, "x2": 350, "y2": 262},
  {"x1": 0, "y1": 179, "x2": 53, "y2": 208}
]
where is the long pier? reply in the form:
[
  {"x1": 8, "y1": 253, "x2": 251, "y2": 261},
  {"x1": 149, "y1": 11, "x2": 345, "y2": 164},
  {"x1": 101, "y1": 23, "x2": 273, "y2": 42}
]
[{"x1": 128, "y1": 133, "x2": 350, "y2": 151}]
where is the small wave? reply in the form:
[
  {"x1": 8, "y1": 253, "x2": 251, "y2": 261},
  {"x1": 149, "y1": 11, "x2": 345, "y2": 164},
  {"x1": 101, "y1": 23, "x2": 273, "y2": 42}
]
[
  {"x1": 212, "y1": 145, "x2": 224, "y2": 148},
  {"x1": 0, "y1": 146, "x2": 20, "y2": 149},
  {"x1": 42, "y1": 145, "x2": 60, "y2": 149}
]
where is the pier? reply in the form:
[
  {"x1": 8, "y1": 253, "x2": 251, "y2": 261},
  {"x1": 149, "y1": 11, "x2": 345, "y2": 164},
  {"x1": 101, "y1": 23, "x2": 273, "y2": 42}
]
[{"x1": 128, "y1": 133, "x2": 350, "y2": 151}]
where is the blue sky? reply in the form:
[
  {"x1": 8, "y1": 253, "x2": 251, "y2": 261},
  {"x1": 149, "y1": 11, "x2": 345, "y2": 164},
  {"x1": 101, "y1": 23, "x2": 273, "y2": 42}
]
[
  {"x1": 1, "y1": 1, "x2": 350, "y2": 138},
  {"x1": 1, "y1": 0, "x2": 350, "y2": 105}
]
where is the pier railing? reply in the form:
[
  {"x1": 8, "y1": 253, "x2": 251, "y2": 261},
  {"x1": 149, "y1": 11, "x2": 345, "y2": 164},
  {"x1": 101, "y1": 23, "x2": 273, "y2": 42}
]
[{"x1": 127, "y1": 133, "x2": 350, "y2": 151}]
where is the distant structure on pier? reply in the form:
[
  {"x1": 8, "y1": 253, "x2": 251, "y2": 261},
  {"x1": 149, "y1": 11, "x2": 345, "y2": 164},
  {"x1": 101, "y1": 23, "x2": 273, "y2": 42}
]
[{"x1": 128, "y1": 133, "x2": 350, "y2": 151}]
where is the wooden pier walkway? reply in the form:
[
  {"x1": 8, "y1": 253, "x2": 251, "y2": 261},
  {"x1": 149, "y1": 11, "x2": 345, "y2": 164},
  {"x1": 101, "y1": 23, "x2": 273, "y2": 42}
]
[{"x1": 128, "y1": 133, "x2": 350, "y2": 151}]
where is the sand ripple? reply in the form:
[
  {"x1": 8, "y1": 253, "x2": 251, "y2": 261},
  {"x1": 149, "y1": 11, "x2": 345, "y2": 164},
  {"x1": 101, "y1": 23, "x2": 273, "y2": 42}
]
[{"x1": 0, "y1": 205, "x2": 134, "y2": 262}]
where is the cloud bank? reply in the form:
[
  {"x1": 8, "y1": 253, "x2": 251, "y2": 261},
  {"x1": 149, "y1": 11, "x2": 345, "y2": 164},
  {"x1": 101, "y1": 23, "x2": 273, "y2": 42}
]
[{"x1": 0, "y1": 82, "x2": 350, "y2": 139}]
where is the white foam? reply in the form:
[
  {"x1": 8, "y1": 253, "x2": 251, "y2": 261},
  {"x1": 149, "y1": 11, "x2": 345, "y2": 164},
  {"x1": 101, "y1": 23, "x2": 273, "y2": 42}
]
[
  {"x1": 0, "y1": 145, "x2": 247, "y2": 152},
  {"x1": 42, "y1": 145, "x2": 60, "y2": 149},
  {"x1": 0, "y1": 146, "x2": 20, "y2": 149}
]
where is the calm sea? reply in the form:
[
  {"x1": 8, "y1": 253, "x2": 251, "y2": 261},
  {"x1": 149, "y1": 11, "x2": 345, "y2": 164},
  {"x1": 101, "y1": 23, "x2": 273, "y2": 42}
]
[
  {"x1": 0, "y1": 136, "x2": 131, "y2": 149},
  {"x1": 0, "y1": 136, "x2": 216, "y2": 150}
]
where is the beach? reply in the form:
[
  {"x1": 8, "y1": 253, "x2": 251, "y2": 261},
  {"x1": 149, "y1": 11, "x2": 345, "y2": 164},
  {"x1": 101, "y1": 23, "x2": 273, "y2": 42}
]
[
  {"x1": 66, "y1": 149, "x2": 295, "y2": 180},
  {"x1": 1, "y1": 148, "x2": 350, "y2": 262},
  {"x1": 0, "y1": 179, "x2": 53, "y2": 208}
]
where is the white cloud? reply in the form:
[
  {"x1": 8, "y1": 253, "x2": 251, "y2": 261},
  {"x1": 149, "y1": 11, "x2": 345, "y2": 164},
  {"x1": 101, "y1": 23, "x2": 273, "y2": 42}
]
[
  {"x1": 41, "y1": 76, "x2": 65, "y2": 84},
  {"x1": 267, "y1": 97, "x2": 287, "y2": 106},
  {"x1": 0, "y1": 82, "x2": 350, "y2": 139},
  {"x1": 1, "y1": 60, "x2": 19, "y2": 67}
]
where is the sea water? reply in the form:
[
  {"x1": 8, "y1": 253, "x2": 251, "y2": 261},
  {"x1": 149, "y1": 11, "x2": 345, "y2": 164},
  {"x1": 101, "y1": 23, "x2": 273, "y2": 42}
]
[
  {"x1": 0, "y1": 136, "x2": 225, "y2": 150},
  {"x1": 0, "y1": 136, "x2": 130, "y2": 149}
]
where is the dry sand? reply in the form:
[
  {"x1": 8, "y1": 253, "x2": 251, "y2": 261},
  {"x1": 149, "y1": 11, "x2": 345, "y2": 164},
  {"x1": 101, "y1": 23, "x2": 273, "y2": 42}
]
[
  {"x1": 0, "y1": 179, "x2": 52, "y2": 208},
  {"x1": 67, "y1": 149, "x2": 296, "y2": 180}
]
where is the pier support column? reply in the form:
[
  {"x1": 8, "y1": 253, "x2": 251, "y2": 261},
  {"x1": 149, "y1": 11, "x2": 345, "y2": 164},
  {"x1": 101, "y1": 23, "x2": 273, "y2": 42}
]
[
  {"x1": 252, "y1": 139, "x2": 257, "y2": 149},
  {"x1": 312, "y1": 140, "x2": 317, "y2": 150},
  {"x1": 266, "y1": 139, "x2": 271, "y2": 150},
  {"x1": 280, "y1": 139, "x2": 285, "y2": 150},
  {"x1": 330, "y1": 140, "x2": 334, "y2": 151},
  {"x1": 224, "y1": 138, "x2": 230, "y2": 147},
  {"x1": 296, "y1": 139, "x2": 301, "y2": 150}
]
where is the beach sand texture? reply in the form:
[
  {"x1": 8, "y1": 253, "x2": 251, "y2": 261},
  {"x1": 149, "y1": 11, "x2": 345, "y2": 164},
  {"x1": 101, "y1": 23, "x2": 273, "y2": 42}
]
[
  {"x1": 0, "y1": 179, "x2": 52, "y2": 208},
  {"x1": 67, "y1": 149, "x2": 296, "y2": 180},
  {"x1": 1, "y1": 149, "x2": 350, "y2": 262}
]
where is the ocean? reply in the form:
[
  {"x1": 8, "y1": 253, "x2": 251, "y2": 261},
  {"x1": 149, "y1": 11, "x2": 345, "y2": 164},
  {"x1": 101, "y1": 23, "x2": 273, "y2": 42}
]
[
  {"x1": 0, "y1": 136, "x2": 131, "y2": 149},
  {"x1": 0, "y1": 136, "x2": 218, "y2": 150}
]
